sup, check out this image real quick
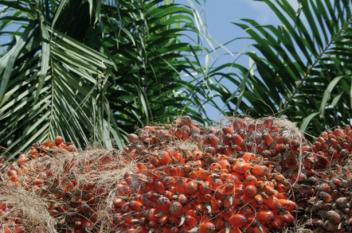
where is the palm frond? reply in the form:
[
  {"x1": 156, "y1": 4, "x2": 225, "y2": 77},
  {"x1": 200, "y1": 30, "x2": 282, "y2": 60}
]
[
  {"x1": 99, "y1": 0, "x2": 209, "y2": 132},
  {"x1": 0, "y1": 0, "x2": 121, "y2": 157},
  {"x1": 219, "y1": 0, "x2": 352, "y2": 135}
]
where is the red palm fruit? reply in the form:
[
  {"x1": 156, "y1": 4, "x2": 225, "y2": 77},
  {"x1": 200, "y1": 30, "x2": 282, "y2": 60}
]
[
  {"x1": 149, "y1": 156, "x2": 159, "y2": 167},
  {"x1": 223, "y1": 126, "x2": 234, "y2": 134},
  {"x1": 17, "y1": 154, "x2": 27, "y2": 166},
  {"x1": 129, "y1": 200, "x2": 143, "y2": 211},
  {"x1": 221, "y1": 183, "x2": 235, "y2": 195},
  {"x1": 263, "y1": 184, "x2": 278, "y2": 196},
  {"x1": 251, "y1": 165, "x2": 268, "y2": 177},
  {"x1": 204, "y1": 134, "x2": 219, "y2": 147},
  {"x1": 263, "y1": 118, "x2": 273, "y2": 128},
  {"x1": 317, "y1": 182, "x2": 331, "y2": 193},
  {"x1": 164, "y1": 190, "x2": 173, "y2": 199},
  {"x1": 185, "y1": 214, "x2": 197, "y2": 227},
  {"x1": 228, "y1": 214, "x2": 248, "y2": 228},
  {"x1": 175, "y1": 179, "x2": 186, "y2": 194},
  {"x1": 210, "y1": 197, "x2": 221, "y2": 212},
  {"x1": 334, "y1": 128, "x2": 346, "y2": 137},
  {"x1": 276, "y1": 183, "x2": 287, "y2": 193},
  {"x1": 219, "y1": 159, "x2": 231, "y2": 170},
  {"x1": 232, "y1": 119, "x2": 247, "y2": 129},
  {"x1": 276, "y1": 192, "x2": 287, "y2": 200},
  {"x1": 256, "y1": 210, "x2": 274, "y2": 223},
  {"x1": 231, "y1": 228, "x2": 243, "y2": 233},
  {"x1": 147, "y1": 208, "x2": 158, "y2": 221},
  {"x1": 199, "y1": 181, "x2": 212, "y2": 194},
  {"x1": 55, "y1": 136, "x2": 64, "y2": 145},
  {"x1": 280, "y1": 211, "x2": 295, "y2": 223},
  {"x1": 7, "y1": 169, "x2": 17, "y2": 177},
  {"x1": 34, "y1": 178, "x2": 44, "y2": 187},
  {"x1": 172, "y1": 151, "x2": 185, "y2": 164},
  {"x1": 154, "y1": 181, "x2": 165, "y2": 194},
  {"x1": 263, "y1": 133, "x2": 273, "y2": 145},
  {"x1": 232, "y1": 161, "x2": 251, "y2": 174},
  {"x1": 245, "y1": 175, "x2": 257, "y2": 186},
  {"x1": 220, "y1": 172, "x2": 235, "y2": 182},
  {"x1": 254, "y1": 194, "x2": 264, "y2": 205},
  {"x1": 274, "y1": 174, "x2": 285, "y2": 183},
  {"x1": 244, "y1": 185, "x2": 257, "y2": 197},
  {"x1": 10, "y1": 175, "x2": 18, "y2": 182},
  {"x1": 274, "y1": 143, "x2": 286, "y2": 152},
  {"x1": 279, "y1": 199, "x2": 297, "y2": 211},
  {"x1": 199, "y1": 220, "x2": 216, "y2": 233},
  {"x1": 137, "y1": 163, "x2": 148, "y2": 173},
  {"x1": 113, "y1": 198, "x2": 124, "y2": 209},
  {"x1": 263, "y1": 196, "x2": 280, "y2": 210},
  {"x1": 242, "y1": 152, "x2": 256, "y2": 162},
  {"x1": 233, "y1": 134, "x2": 244, "y2": 146},
  {"x1": 159, "y1": 151, "x2": 172, "y2": 165}
]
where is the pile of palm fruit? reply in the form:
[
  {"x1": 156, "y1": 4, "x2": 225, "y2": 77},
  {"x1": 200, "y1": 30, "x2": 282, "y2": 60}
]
[{"x1": 0, "y1": 117, "x2": 351, "y2": 232}]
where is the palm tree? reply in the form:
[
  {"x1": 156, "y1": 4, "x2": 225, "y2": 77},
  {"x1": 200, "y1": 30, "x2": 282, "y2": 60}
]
[
  {"x1": 0, "y1": 0, "x2": 206, "y2": 157},
  {"x1": 98, "y1": 0, "x2": 208, "y2": 133},
  {"x1": 217, "y1": 0, "x2": 352, "y2": 135}
]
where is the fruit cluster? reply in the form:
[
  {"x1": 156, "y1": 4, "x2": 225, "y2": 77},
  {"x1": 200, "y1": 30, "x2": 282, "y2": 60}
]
[
  {"x1": 113, "y1": 151, "x2": 296, "y2": 233},
  {"x1": 112, "y1": 118, "x2": 298, "y2": 232},
  {"x1": 0, "y1": 137, "x2": 131, "y2": 233},
  {"x1": 170, "y1": 117, "x2": 309, "y2": 181},
  {"x1": 308, "y1": 126, "x2": 352, "y2": 172},
  {"x1": 0, "y1": 136, "x2": 76, "y2": 233},
  {"x1": 295, "y1": 125, "x2": 352, "y2": 232},
  {"x1": 0, "y1": 117, "x2": 351, "y2": 233}
]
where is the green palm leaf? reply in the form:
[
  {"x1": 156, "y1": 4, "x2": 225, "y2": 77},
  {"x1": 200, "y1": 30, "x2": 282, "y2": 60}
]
[
  {"x1": 100, "y1": 0, "x2": 209, "y2": 132},
  {"x1": 220, "y1": 0, "x2": 352, "y2": 135},
  {"x1": 0, "y1": 0, "x2": 121, "y2": 157}
]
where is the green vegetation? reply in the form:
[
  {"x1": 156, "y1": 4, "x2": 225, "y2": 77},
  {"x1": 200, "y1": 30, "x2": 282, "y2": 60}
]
[
  {"x1": 218, "y1": 0, "x2": 352, "y2": 135},
  {"x1": 1, "y1": 0, "x2": 352, "y2": 157}
]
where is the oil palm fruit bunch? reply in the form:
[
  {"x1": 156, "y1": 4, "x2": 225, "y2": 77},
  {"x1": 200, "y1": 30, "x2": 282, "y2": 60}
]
[
  {"x1": 224, "y1": 117, "x2": 311, "y2": 181},
  {"x1": 1, "y1": 137, "x2": 130, "y2": 233},
  {"x1": 4, "y1": 118, "x2": 352, "y2": 232},
  {"x1": 293, "y1": 125, "x2": 352, "y2": 233},
  {"x1": 114, "y1": 118, "x2": 297, "y2": 233},
  {"x1": 0, "y1": 137, "x2": 78, "y2": 233},
  {"x1": 306, "y1": 126, "x2": 352, "y2": 173}
]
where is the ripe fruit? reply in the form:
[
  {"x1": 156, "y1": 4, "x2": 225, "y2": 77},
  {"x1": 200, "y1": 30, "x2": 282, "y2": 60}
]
[
  {"x1": 229, "y1": 214, "x2": 248, "y2": 228},
  {"x1": 256, "y1": 210, "x2": 274, "y2": 223},
  {"x1": 55, "y1": 136, "x2": 64, "y2": 145},
  {"x1": 199, "y1": 221, "x2": 216, "y2": 233},
  {"x1": 0, "y1": 118, "x2": 304, "y2": 233}
]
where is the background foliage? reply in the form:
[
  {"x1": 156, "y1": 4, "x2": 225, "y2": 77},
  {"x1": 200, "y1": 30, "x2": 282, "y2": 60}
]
[
  {"x1": 2, "y1": 0, "x2": 352, "y2": 158},
  {"x1": 216, "y1": 0, "x2": 352, "y2": 135},
  {"x1": 0, "y1": 0, "x2": 209, "y2": 157}
]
